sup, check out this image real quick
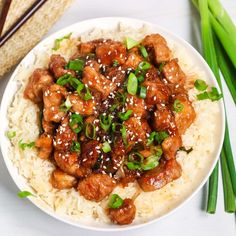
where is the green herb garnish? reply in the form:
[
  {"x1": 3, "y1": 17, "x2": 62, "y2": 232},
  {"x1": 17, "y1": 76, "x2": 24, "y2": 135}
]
[
  {"x1": 139, "y1": 45, "x2": 148, "y2": 58},
  {"x1": 85, "y1": 123, "x2": 96, "y2": 139},
  {"x1": 17, "y1": 191, "x2": 35, "y2": 198},
  {"x1": 125, "y1": 37, "x2": 139, "y2": 50},
  {"x1": 99, "y1": 114, "x2": 112, "y2": 132},
  {"x1": 65, "y1": 59, "x2": 85, "y2": 72},
  {"x1": 59, "y1": 97, "x2": 72, "y2": 112},
  {"x1": 18, "y1": 140, "x2": 35, "y2": 150},
  {"x1": 139, "y1": 86, "x2": 147, "y2": 99},
  {"x1": 194, "y1": 79, "x2": 208, "y2": 91},
  {"x1": 108, "y1": 194, "x2": 124, "y2": 209},
  {"x1": 6, "y1": 130, "x2": 16, "y2": 139},
  {"x1": 71, "y1": 141, "x2": 81, "y2": 152},
  {"x1": 127, "y1": 72, "x2": 138, "y2": 95},
  {"x1": 52, "y1": 33, "x2": 72, "y2": 51},
  {"x1": 69, "y1": 114, "x2": 83, "y2": 134},
  {"x1": 173, "y1": 99, "x2": 184, "y2": 112},
  {"x1": 102, "y1": 142, "x2": 111, "y2": 153},
  {"x1": 118, "y1": 110, "x2": 133, "y2": 121}
]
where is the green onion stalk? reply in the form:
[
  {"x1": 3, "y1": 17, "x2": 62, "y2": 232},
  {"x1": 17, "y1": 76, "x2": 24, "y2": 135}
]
[{"x1": 192, "y1": 0, "x2": 236, "y2": 213}]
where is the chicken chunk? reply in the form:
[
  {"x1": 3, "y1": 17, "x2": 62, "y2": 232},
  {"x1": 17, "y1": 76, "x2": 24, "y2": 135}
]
[
  {"x1": 54, "y1": 116, "x2": 77, "y2": 152},
  {"x1": 143, "y1": 79, "x2": 170, "y2": 105},
  {"x1": 81, "y1": 141, "x2": 101, "y2": 168},
  {"x1": 153, "y1": 104, "x2": 176, "y2": 134},
  {"x1": 124, "y1": 47, "x2": 143, "y2": 69},
  {"x1": 68, "y1": 93, "x2": 96, "y2": 116},
  {"x1": 49, "y1": 54, "x2": 75, "y2": 78},
  {"x1": 138, "y1": 159, "x2": 182, "y2": 191},
  {"x1": 111, "y1": 138, "x2": 125, "y2": 172},
  {"x1": 161, "y1": 134, "x2": 182, "y2": 160},
  {"x1": 108, "y1": 198, "x2": 136, "y2": 225},
  {"x1": 35, "y1": 133, "x2": 53, "y2": 159},
  {"x1": 51, "y1": 169, "x2": 77, "y2": 189},
  {"x1": 24, "y1": 69, "x2": 53, "y2": 104},
  {"x1": 77, "y1": 39, "x2": 104, "y2": 56},
  {"x1": 125, "y1": 94, "x2": 147, "y2": 118},
  {"x1": 43, "y1": 84, "x2": 67, "y2": 123},
  {"x1": 82, "y1": 66, "x2": 117, "y2": 100},
  {"x1": 162, "y1": 59, "x2": 186, "y2": 85},
  {"x1": 124, "y1": 117, "x2": 151, "y2": 147},
  {"x1": 42, "y1": 118, "x2": 55, "y2": 134},
  {"x1": 77, "y1": 173, "x2": 116, "y2": 202},
  {"x1": 142, "y1": 34, "x2": 171, "y2": 63},
  {"x1": 104, "y1": 67, "x2": 126, "y2": 86},
  {"x1": 173, "y1": 94, "x2": 196, "y2": 135},
  {"x1": 96, "y1": 41, "x2": 126, "y2": 66},
  {"x1": 54, "y1": 151, "x2": 91, "y2": 177}
]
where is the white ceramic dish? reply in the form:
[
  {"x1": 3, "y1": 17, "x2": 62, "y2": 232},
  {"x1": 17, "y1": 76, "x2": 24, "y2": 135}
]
[{"x1": 0, "y1": 17, "x2": 225, "y2": 231}]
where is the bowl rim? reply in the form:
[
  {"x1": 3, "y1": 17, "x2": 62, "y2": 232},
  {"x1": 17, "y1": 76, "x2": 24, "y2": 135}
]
[{"x1": 0, "y1": 16, "x2": 225, "y2": 231}]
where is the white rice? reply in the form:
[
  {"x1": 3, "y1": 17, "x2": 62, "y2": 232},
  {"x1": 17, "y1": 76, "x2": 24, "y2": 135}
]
[{"x1": 7, "y1": 24, "x2": 221, "y2": 225}]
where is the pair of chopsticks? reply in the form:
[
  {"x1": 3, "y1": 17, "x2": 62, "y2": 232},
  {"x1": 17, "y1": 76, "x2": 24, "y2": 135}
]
[{"x1": 0, "y1": 0, "x2": 47, "y2": 47}]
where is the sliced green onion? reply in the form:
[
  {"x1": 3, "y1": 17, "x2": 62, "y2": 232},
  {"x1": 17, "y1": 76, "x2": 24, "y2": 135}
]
[
  {"x1": 65, "y1": 59, "x2": 84, "y2": 72},
  {"x1": 82, "y1": 86, "x2": 93, "y2": 100},
  {"x1": 179, "y1": 146, "x2": 193, "y2": 154},
  {"x1": 69, "y1": 114, "x2": 83, "y2": 133},
  {"x1": 56, "y1": 74, "x2": 71, "y2": 86},
  {"x1": 128, "y1": 152, "x2": 144, "y2": 163},
  {"x1": 127, "y1": 72, "x2": 138, "y2": 95},
  {"x1": 137, "y1": 74, "x2": 145, "y2": 83},
  {"x1": 126, "y1": 162, "x2": 142, "y2": 170},
  {"x1": 99, "y1": 114, "x2": 112, "y2": 132},
  {"x1": 155, "y1": 131, "x2": 169, "y2": 144},
  {"x1": 17, "y1": 191, "x2": 35, "y2": 198},
  {"x1": 52, "y1": 33, "x2": 72, "y2": 51},
  {"x1": 173, "y1": 99, "x2": 184, "y2": 112},
  {"x1": 139, "y1": 45, "x2": 148, "y2": 58},
  {"x1": 108, "y1": 194, "x2": 123, "y2": 209},
  {"x1": 147, "y1": 131, "x2": 157, "y2": 146},
  {"x1": 102, "y1": 141, "x2": 111, "y2": 153},
  {"x1": 141, "y1": 154, "x2": 160, "y2": 171},
  {"x1": 6, "y1": 130, "x2": 16, "y2": 139},
  {"x1": 208, "y1": 87, "x2": 223, "y2": 101},
  {"x1": 120, "y1": 124, "x2": 127, "y2": 146},
  {"x1": 18, "y1": 140, "x2": 35, "y2": 150},
  {"x1": 85, "y1": 123, "x2": 96, "y2": 139},
  {"x1": 71, "y1": 141, "x2": 81, "y2": 152},
  {"x1": 125, "y1": 37, "x2": 139, "y2": 50},
  {"x1": 139, "y1": 86, "x2": 147, "y2": 99},
  {"x1": 138, "y1": 61, "x2": 151, "y2": 70},
  {"x1": 197, "y1": 87, "x2": 222, "y2": 101},
  {"x1": 118, "y1": 110, "x2": 133, "y2": 121},
  {"x1": 194, "y1": 79, "x2": 208, "y2": 91},
  {"x1": 113, "y1": 60, "x2": 119, "y2": 67},
  {"x1": 59, "y1": 97, "x2": 72, "y2": 112}
]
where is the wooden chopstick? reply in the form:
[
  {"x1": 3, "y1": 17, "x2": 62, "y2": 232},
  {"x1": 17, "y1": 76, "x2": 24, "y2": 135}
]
[
  {"x1": 0, "y1": 0, "x2": 12, "y2": 36},
  {"x1": 0, "y1": 0, "x2": 47, "y2": 47}
]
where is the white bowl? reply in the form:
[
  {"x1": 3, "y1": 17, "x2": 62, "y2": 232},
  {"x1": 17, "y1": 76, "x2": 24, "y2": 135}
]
[{"x1": 0, "y1": 17, "x2": 225, "y2": 231}]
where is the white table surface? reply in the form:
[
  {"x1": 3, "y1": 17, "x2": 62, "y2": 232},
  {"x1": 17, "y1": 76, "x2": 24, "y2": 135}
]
[{"x1": 0, "y1": 0, "x2": 235, "y2": 235}]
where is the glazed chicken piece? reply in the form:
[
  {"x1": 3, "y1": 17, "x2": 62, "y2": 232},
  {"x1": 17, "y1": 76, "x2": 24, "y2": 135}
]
[
  {"x1": 104, "y1": 67, "x2": 126, "y2": 86},
  {"x1": 77, "y1": 173, "x2": 116, "y2": 202},
  {"x1": 81, "y1": 140, "x2": 101, "y2": 168},
  {"x1": 85, "y1": 59, "x2": 100, "y2": 72},
  {"x1": 108, "y1": 198, "x2": 136, "y2": 225},
  {"x1": 124, "y1": 117, "x2": 151, "y2": 148},
  {"x1": 24, "y1": 68, "x2": 53, "y2": 104},
  {"x1": 35, "y1": 133, "x2": 53, "y2": 159},
  {"x1": 54, "y1": 151, "x2": 91, "y2": 177},
  {"x1": 43, "y1": 84, "x2": 67, "y2": 123},
  {"x1": 96, "y1": 40, "x2": 126, "y2": 66},
  {"x1": 77, "y1": 39, "x2": 104, "y2": 56},
  {"x1": 162, "y1": 59, "x2": 186, "y2": 85},
  {"x1": 153, "y1": 104, "x2": 176, "y2": 134},
  {"x1": 82, "y1": 66, "x2": 117, "y2": 100},
  {"x1": 49, "y1": 54, "x2": 75, "y2": 78},
  {"x1": 173, "y1": 94, "x2": 196, "y2": 135},
  {"x1": 138, "y1": 159, "x2": 182, "y2": 191},
  {"x1": 111, "y1": 138, "x2": 125, "y2": 173},
  {"x1": 51, "y1": 169, "x2": 77, "y2": 189},
  {"x1": 42, "y1": 118, "x2": 55, "y2": 134},
  {"x1": 68, "y1": 93, "x2": 96, "y2": 116},
  {"x1": 54, "y1": 116, "x2": 77, "y2": 152},
  {"x1": 124, "y1": 47, "x2": 143, "y2": 69},
  {"x1": 125, "y1": 94, "x2": 147, "y2": 118},
  {"x1": 161, "y1": 134, "x2": 182, "y2": 160},
  {"x1": 142, "y1": 34, "x2": 171, "y2": 64},
  {"x1": 143, "y1": 79, "x2": 171, "y2": 105}
]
